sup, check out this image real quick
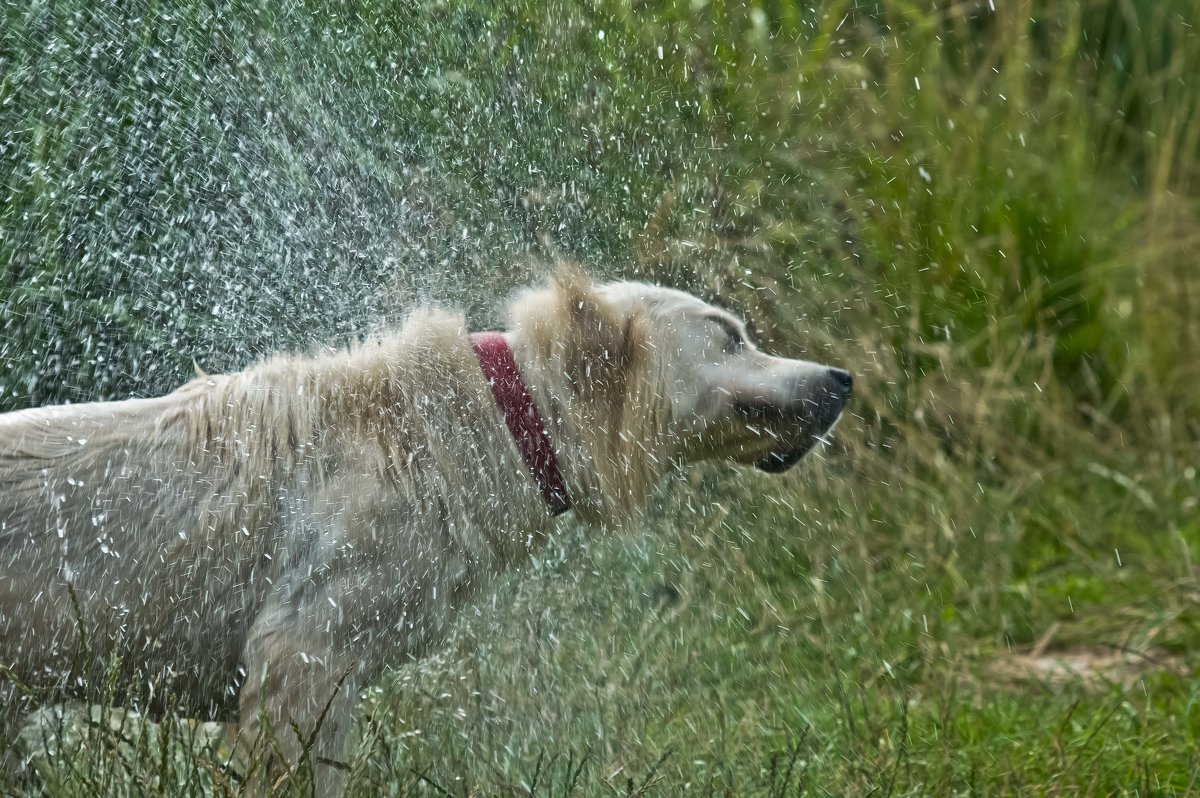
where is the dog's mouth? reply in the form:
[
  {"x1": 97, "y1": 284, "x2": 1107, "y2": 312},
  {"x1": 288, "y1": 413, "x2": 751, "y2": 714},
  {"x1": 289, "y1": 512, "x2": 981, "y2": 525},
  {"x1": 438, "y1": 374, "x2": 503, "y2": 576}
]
[
  {"x1": 754, "y1": 444, "x2": 815, "y2": 473},
  {"x1": 734, "y1": 388, "x2": 849, "y2": 474}
]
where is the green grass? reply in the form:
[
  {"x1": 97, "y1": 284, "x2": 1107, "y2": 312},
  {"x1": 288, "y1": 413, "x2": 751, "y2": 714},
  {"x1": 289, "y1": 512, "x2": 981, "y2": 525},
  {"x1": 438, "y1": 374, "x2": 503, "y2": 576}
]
[{"x1": 2, "y1": 0, "x2": 1199, "y2": 794}]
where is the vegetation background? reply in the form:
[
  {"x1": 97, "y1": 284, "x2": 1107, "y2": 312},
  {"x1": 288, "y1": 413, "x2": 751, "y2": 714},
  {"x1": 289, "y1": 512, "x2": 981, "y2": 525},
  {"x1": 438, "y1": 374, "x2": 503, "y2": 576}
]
[{"x1": 2, "y1": 0, "x2": 1198, "y2": 794}]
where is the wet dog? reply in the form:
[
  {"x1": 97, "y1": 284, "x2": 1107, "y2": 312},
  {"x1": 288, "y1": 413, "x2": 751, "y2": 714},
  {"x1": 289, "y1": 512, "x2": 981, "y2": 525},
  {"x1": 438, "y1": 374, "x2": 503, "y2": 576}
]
[{"x1": 0, "y1": 267, "x2": 851, "y2": 792}]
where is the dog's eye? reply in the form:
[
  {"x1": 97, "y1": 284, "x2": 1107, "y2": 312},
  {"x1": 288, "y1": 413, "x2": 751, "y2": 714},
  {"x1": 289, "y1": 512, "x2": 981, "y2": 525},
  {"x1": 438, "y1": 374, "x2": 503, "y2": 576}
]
[{"x1": 707, "y1": 316, "x2": 747, "y2": 354}]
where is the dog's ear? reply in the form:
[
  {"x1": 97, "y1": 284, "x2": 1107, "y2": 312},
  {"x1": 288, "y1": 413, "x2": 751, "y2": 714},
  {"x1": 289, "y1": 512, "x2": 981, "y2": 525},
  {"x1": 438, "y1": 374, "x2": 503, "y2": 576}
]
[{"x1": 550, "y1": 263, "x2": 642, "y2": 398}]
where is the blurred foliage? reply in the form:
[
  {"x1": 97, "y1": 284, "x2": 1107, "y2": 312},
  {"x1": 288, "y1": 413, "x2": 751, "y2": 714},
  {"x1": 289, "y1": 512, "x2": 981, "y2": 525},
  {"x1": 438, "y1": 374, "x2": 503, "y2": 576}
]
[{"x1": 3, "y1": 0, "x2": 1196, "y2": 442}]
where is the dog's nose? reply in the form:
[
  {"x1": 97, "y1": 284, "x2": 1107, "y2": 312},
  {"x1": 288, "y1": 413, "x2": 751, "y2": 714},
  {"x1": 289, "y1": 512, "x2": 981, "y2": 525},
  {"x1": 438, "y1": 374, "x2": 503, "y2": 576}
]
[{"x1": 827, "y1": 367, "x2": 853, "y2": 397}]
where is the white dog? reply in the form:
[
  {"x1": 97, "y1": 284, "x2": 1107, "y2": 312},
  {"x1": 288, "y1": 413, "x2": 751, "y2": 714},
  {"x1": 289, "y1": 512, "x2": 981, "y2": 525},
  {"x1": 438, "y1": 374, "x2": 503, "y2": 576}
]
[{"x1": 0, "y1": 267, "x2": 851, "y2": 792}]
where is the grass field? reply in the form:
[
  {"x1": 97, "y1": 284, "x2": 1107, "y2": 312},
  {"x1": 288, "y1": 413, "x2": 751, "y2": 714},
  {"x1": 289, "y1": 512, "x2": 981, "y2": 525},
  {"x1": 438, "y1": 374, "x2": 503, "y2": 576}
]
[{"x1": 2, "y1": 0, "x2": 1199, "y2": 794}]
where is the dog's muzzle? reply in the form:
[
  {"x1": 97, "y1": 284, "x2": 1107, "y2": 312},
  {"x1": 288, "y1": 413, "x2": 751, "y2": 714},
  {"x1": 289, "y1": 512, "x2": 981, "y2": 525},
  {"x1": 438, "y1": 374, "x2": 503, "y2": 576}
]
[{"x1": 735, "y1": 367, "x2": 853, "y2": 473}]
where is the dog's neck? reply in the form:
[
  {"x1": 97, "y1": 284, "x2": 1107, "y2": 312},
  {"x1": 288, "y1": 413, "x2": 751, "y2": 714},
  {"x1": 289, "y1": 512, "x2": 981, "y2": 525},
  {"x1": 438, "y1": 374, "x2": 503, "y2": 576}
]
[{"x1": 469, "y1": 332, "x2": 571, "y2": 516}]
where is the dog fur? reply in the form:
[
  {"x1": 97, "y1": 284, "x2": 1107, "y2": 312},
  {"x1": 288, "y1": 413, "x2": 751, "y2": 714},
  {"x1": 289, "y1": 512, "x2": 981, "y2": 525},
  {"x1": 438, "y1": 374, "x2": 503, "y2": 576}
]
[{"x1": 0, "y1": 267, "x2": 849, "y2": 792}]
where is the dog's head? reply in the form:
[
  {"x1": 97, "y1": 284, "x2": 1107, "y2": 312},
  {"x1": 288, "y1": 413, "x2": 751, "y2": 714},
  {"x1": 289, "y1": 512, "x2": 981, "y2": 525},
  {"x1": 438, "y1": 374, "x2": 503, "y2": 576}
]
[
  {"x1": 509, "y1": 267, "x2": 851, "y2": 480},
  {"x1": 594, "y1": 280, "x2": 851, "y2": 473}
]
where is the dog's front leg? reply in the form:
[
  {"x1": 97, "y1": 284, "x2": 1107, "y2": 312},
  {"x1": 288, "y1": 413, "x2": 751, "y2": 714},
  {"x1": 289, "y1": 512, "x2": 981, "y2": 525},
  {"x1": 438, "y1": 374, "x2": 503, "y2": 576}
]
[{"x1": 237, "y1": 601, "x2": 360, "y2": 796}]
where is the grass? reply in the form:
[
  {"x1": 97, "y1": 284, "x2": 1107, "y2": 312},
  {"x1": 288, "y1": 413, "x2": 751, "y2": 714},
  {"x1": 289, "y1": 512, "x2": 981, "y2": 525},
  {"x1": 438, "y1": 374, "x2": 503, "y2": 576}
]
[{"x1": 2, "y1": 0, "x2": 1199, "y2": 794}]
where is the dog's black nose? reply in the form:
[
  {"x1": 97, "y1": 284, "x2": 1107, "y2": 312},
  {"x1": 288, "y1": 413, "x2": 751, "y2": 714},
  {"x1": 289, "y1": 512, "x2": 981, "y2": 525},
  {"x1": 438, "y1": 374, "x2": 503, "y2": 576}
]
[{"x1": 828, "y1": 368, "x2": 853, "y2": 397}]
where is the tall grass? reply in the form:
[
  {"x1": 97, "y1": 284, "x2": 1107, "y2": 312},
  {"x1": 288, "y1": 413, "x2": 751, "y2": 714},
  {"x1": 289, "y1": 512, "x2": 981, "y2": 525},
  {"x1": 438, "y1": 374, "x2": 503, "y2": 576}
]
[{"x1": 2, "y1": 0, "x2": 1198, "y2": 794}]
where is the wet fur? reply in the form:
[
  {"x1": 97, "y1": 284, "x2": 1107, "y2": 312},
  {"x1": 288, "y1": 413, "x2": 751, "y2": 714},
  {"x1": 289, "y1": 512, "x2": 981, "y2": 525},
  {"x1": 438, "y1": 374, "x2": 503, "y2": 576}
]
[{"x1": 0, "y1": 268, "x2": 662, "y2": 792}]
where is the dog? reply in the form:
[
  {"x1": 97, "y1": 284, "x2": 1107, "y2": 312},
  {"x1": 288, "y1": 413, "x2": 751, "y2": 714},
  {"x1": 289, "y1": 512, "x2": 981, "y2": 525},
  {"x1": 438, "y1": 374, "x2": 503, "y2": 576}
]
[{"x1": 0, "y1": 267, "x2": 851, "y2": 792}]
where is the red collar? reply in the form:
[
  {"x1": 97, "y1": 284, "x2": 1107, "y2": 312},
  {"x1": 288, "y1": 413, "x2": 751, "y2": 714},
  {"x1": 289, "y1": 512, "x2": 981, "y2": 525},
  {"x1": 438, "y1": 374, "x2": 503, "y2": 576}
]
[{"x1": 469, "y1": 332, "x2": 570, "y2": 516}]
